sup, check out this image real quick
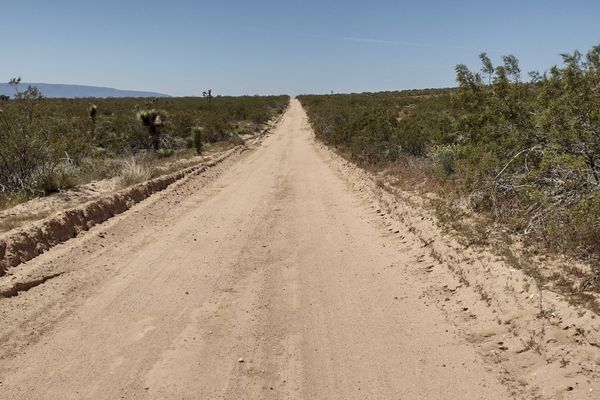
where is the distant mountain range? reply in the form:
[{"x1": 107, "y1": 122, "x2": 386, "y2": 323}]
[{"x1": 0, "y1": 82, "x2": 170, "y2": 98}]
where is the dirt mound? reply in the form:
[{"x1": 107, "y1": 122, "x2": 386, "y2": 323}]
[{"x1": 0, "y1": 149, "x2": 237, "y2": 276}]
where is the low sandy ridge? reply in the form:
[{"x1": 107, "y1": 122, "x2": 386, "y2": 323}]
[{"x1": 0, "y1": 100, "x2": 598, "y2": 399}]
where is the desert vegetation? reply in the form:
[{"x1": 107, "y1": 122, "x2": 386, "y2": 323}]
[
  {"x1": 299, "y1": 45, "x2": 600, "y2": 273},
  {"x1": 0, "y1": 79, "x2": 288, "y2": 206}
]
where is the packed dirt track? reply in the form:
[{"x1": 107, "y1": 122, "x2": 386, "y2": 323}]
[{"x1": 1, "y1": 100, "x2": 599, "y2": 399}]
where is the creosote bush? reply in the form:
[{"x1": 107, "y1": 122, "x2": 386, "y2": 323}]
[
  {"x1": 0, "y1": 86, "x2": 289, "y2": 202},
  {"x1": 191, "y1": 127, "x2": 203, "y2": 154},
  {"x1": 299, "y1": 44, "x2": 600, "y2": 263},
  {"x1": 429, "y1": 145, "x2": 458, "y2": 176}
]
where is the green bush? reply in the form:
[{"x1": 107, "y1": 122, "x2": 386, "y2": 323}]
[
  {"x1": 429, "y1": 145, "x2": 457, "y2": 176},
  {"x1": 156, "y1": 148, "x2": 174, "y2": 158},
  {"x1": 202, "y1": 116, "x2": 232, "y2": 143},
  {"x1": 0, "y1": 79, "x2": 90, "y2": 193},
  {"x1": 34, "y1": 170, "x2": 77, "y2": 194},
  {"x1": 298, "y1": 44, "x2": 600, "y2": 262},
  {"x1": 191, "y1": 127, "x2": 203, "y2": 154},
  {"x1": 0, "y1": 87, "x2": 289, "y2": 197}
]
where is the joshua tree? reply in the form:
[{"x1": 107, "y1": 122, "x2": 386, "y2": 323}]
[
  {"x1": 88, "y1": 104, "x2": 98, "y2": 140},
  {"x1": 202, "y1": 89, "x2": 213, "y2": 107},
  {"x1": 88, "y1": 104, "x2": 97, "y2": 122},
  {"x1": 136, "y1": 109, "x2": 166, "y2": 150}
]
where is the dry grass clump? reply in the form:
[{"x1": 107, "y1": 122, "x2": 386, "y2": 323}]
[{"x1": 118, "y1": 158, "x2": 151, "y2": 188}]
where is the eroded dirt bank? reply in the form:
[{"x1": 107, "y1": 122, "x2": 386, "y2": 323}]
[{"x1": 0, "y1": 100, "x2": 597, "y2": 399}]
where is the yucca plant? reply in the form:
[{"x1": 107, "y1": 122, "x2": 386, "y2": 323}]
[{"x1": 136, "y1": 109, "x2": 166, "y2": 150}]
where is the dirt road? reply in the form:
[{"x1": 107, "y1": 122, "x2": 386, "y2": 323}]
[{"x1": 0, "y1": 100, "x2": 515, "y2": 399}]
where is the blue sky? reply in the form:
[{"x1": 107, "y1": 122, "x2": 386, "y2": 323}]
[{"x1": 1, "y1": 0, "x2": 598, "y2": 96}]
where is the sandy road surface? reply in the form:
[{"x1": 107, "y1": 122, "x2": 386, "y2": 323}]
[{"x1": 0, "y1": 100, "x2": 511, "y2": 399}]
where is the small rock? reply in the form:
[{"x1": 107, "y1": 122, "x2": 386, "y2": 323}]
[{"x1": 238, "y1": 358, "x2": 244, "y2": 363}]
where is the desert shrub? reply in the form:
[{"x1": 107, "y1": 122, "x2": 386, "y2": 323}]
[
  {"x1": 566, "y1": 191, "x2": 600, "y2": 256},
  {"x1": 78, "y1": 157, "x2": 125, "y2": 181},
  {"x1": 118, "y1": 158, "x2": 151, "y2": 187},
  {"x1": 394, "y1": 119, "x2": 429, "y2": 156},
  {"x1": 348, "y1": 108, "x2": 399, "y2": 164},
  {"x1": 429, "y1": 145, "x2": 457, "y2": 176},
  {"x1": 0, "y1": 79, "x2": 90, "y2": 193},
  {"x1": 191, "y1": 127, "x2": 203, "y2": 154},
  {"x1": 156, "y1": 148, "x2": 174, "y2": 158},
  {"x1": 159, "y1": 134, "x2": 187, "y2": 150},
  {"x1": 0, "y1": 88, "x2": 288, "y2": 199},
  {"x1": 202, "y1": 116, "x2": 232, "y2": 143},
  {"x1": 228, "y1": 132, "x2": 245, "y2": 146},
  {"x1": 299, "y1": 44, "x2": 600, "y2": 262},
  {"x1": 34, "y1": 170, "x2": 74, "y2": 194}
]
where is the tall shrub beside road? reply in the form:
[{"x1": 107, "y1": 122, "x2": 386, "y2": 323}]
[{"x1": 299, "y1": 45, "x2": 600, "y2": 262}]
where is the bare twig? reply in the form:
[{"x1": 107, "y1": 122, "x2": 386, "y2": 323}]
[{"x1": 494, "y1": 145, "x2": 542, "y2": 181}]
